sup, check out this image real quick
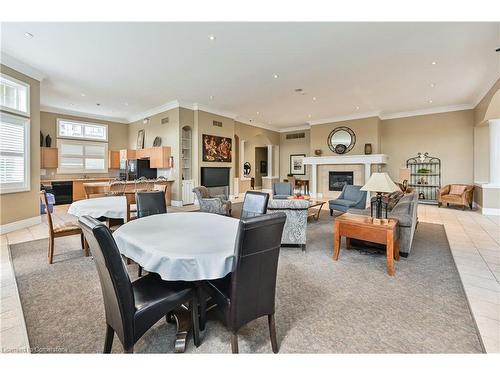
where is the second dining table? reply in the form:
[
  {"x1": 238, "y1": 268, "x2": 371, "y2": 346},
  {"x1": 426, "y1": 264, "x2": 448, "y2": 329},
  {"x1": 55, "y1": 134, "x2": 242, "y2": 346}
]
[{"x1": 113, "y1": 211, "x2": 240, "y2": 352}]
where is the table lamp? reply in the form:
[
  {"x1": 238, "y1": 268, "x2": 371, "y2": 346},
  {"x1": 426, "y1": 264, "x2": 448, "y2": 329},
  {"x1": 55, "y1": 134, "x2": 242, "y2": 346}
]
[{"x1": 361, "y1": 172, "x2": 399, "y2": 219}]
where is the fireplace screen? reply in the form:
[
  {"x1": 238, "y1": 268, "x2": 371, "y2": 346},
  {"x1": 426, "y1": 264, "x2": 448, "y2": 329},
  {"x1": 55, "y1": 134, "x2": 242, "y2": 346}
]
[{"x1": 329, "y1": 171, "x2": 354, "y2": 191}]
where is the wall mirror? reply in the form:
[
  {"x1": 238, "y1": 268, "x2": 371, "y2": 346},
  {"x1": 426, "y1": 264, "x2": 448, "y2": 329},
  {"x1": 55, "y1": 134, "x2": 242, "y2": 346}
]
[
  {"x1": 327, "y1": 126, "x2": 356, "y2": 154},
  {"x1": 243, "y1": 162, "x2": 251, "y2": 176}
]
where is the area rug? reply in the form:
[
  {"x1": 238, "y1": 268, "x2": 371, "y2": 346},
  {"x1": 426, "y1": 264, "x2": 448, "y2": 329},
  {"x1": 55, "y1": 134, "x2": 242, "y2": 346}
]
[{"x1": 10, "y1": 213, "x2": 484, "y2": 353}]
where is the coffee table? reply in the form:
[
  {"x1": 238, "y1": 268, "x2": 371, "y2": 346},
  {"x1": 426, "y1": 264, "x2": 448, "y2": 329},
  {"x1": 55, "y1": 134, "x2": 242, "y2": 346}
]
[
  {"x1": 307, "y1": 200, "x2": 326, "y2": 221},
  {"x1": 333, "y1": 213, "x2": 400, "y2": 276}
]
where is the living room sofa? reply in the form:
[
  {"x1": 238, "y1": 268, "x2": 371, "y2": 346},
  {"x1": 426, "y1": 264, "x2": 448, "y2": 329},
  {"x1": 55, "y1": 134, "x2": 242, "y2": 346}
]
[{"x1": 267, "y1": 199, "x2": 309, "y2": 251}]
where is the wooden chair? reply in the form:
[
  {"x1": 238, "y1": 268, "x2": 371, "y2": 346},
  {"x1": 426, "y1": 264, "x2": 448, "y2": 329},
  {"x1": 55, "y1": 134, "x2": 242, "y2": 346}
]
[
  {"x1": 84, "y1": 183, "x2": 108, "y2": 199},
  {"x1": 40, "y1": 191, "x2": 89, "y2": 264},
  {"x1": 108, "y1": 180, "x2": 126, "y2": 196}
]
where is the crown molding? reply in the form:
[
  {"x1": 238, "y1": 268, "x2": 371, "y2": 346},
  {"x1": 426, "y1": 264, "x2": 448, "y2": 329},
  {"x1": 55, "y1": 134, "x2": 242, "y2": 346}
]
[
  {"x1": 192, "y1": 103, "x2": 237, "y2": 120},
  {"x1": 308, "y1": 111, "x2": 381, "y2": 126},
  {"x1": 379, "y1": 104, "x2": 474, "y2": 120},
  {"x1": 126, "y1": 100, "x2": 180, "y2": 123},
  {"x1": 1, "y1": 52, "x2": 45, "y2": 82},
  {"x1": 40, "y1": 105, "x2": 128, "y2": 123},
  {"x1": 234, "y1": 117, "x2": 279, "y2": 132},
  {"x1": 278, "y1": 124, "x2": 311, "y2": 133}
]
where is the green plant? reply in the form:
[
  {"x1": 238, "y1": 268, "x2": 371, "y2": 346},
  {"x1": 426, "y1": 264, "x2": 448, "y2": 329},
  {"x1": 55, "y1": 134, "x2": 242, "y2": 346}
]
[{"x1": 417, "y1": 168, "x2": 432, "y2": 174}]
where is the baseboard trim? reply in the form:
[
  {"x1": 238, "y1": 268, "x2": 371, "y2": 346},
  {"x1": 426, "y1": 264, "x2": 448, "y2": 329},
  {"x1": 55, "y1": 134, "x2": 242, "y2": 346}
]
[
  {"x1": 481, "y1": 207, "x2": 500, "y2": 216},
  {"x1": 170, "y1": 200, "x2": 184, "y2": 207},
  {"x1": 0, "y1": 216, "x2": 41, "y2": 234}
]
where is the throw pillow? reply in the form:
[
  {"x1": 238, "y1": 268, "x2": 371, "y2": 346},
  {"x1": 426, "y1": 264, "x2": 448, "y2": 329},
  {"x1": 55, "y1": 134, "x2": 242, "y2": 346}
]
[{"x1": 449, "y1": 185, "x2": 466, "y2": 195}]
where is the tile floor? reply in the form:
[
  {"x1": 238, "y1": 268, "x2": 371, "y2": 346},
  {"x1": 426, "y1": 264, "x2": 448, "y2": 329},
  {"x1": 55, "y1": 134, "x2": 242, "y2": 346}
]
[{"x1": 1, "y1": 203, "x2": 499, "y2": 353}]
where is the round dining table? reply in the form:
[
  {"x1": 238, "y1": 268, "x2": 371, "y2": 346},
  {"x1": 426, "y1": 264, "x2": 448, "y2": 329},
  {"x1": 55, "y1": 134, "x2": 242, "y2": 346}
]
[
  {"x1": 67, "y1": 196, "x2": 127, "y2": 219},
  {"x1": 112, "y1": 212, "x2": 240, "y2": 352}
]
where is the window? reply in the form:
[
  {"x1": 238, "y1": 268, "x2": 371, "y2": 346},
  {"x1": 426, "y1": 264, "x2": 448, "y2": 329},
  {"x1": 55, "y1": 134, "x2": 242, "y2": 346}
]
[
  {"x1": 57, "y1": 119, "x2": 107, "y2": 141},
  {"x1": 0, "y1": 73, "x2": 30, "y2": 116},
  {"x1": 0, "y1": 112, "x2": 30, "y2": 193},
  {"x1": 57, "y1": 138, "x2": 108, "y2": 174}
]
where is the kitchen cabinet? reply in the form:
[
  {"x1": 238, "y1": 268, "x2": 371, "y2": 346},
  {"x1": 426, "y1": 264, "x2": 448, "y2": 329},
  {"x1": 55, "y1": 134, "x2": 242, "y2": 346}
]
[
  {"x1": 136, "y1": 148, "x2": 150, "y2": 160},
  {"x1": 40, "y1": 148, "x2": 58, "y2": 168},
  {"x1": 120, "y1": 149, "x2": 136, "y2": 160},
  {"x1": 182, "y1": 179, "x2": 195, "y2": 205},
  {"x1": 108, "y1": 150, "x2": 120, "y2": 169},
  {"x1": 149, "y1": 147, "x2": 172, "y2": 168}
]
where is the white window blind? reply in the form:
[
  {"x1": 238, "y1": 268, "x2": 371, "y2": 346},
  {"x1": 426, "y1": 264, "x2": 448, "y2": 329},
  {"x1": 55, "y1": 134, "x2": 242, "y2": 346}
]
[
  {"x1": 0, "y1": 112, "x2": 30, "y2": 193},
  {"x1": 57, "y1": 139, "x2": 108, "y2": 174},
  {"x1": 0, "y1": 74, "x2": 30, "y2": 116},
  {"x1": 57, "y1": 119, "x2": 107, "y2": 141}
]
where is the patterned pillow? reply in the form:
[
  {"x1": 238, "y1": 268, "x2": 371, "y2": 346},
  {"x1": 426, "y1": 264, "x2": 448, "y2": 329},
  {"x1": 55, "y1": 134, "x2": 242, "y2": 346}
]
[{"x1": 387, "y1": 191, "x2": 404, "y2": 211}]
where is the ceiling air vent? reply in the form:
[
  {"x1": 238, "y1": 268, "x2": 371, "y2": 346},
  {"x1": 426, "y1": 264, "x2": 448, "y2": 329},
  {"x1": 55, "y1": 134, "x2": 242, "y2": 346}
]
[
  {"x1": 213, "y1": 120, "x2": 223, "y2": 127},
  {"x1": 161, "y1": 117, "x2": 169, "y2": 124},
  {"x1": 286, "y1": 132, "x2": 305, "y2": 140}
]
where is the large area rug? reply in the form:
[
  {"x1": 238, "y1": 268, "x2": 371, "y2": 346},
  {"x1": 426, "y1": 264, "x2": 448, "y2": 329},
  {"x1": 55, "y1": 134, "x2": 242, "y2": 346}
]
[{"x1": 10, "y1": 211, "x2": 483, "y2": 353}]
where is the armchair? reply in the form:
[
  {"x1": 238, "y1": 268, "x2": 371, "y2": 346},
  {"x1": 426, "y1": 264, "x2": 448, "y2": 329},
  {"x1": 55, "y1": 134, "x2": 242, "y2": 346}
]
[
  {"x1": 272, "y1": 182, "x2": 293, "y2": 199},
  {"x1": 193, "y1": 186, "x2": 232, "y2": 216},
  {"x1": 329, "y1": 185, "x2": 367, "y2": 215},
  {"x1": 438, "y1": 184, "x2": 474, "y2": 210}
]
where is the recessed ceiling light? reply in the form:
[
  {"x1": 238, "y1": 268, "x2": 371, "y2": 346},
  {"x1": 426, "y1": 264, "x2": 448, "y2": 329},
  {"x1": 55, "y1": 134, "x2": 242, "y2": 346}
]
[
  {"x1": 209, "y1": 95, "x2": 214, "y2": 100},
  {"x1": 80, "y1": 93, "x2": 86, "y2": 97},
  {"x1": 312, "y1": 97, "x2": 317, "y2": 101},
  {"x1": 428, "y1": 99, "x2": 433, "y2": 104},
  {"x1": 24, "y1": 32, "x2": 33, "y2": 38},
  {"x1": 430, "y1": 83, "x2": 435, "y2": 88},
  {"x1": 308, "y1": 114, "x2": 312, "y2": 118},
  {"x1": 431, "y1": 61, "x2": 437, "y2": 65},
  {"x1": 208, "y1": 35, "x2": 216, "y2": 41},
  {"x1": 273, "y1": 74, "x2": 279, "y2": 79},
  {"x1": 355, "y1": 106, "x2": 360, "y2": 110}
]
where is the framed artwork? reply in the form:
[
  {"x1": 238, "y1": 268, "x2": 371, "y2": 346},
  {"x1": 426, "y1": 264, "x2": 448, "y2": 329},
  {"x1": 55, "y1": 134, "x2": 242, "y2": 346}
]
[
  {"x1": 202, "y1": 134, "x2": 232, "y2": 162},
  {"x1": 136, "y1": 129, "x2": 145, "y2": 149},
  {"x1": 290, "y1": 154, "x2": 306, "y2": 175}
]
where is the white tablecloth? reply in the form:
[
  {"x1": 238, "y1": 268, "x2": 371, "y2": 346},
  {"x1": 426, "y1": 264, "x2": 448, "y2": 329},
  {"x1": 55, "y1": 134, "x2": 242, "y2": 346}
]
[
  {"x1": 113, "y1": 212, "x2": 240, "y2": 281},
  {"x1": 68, "y1": 196, "x2": 127, "y2": 219}
]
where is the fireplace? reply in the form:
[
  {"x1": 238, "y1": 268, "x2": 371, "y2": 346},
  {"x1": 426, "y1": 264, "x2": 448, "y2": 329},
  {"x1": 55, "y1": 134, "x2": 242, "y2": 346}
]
[{"x1": 329, "y1": 171, "x2": 353, "y2": 191}]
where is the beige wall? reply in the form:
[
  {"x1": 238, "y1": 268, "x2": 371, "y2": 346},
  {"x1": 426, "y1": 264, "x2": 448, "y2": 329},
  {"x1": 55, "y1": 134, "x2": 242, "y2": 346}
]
[
  {"x1": 310, "y1": 116, "x2": 381, "y2": 157},
  {"x1": 0, "y1": 65, "x2": 41, "y2": 226},
  {"x1": 128, "y1": 107, "x2": 181, "y2": 200},
  {"x1": 474, "y1": 78, "x2": 500, "y2": 126},
  {"x1": 279, "y1": 130, "x2": 311, "y2": 181},
  {"x1": 380, "y1": 110, "x2": 475, "y2": 186},
  {"x1": 40, "y1": 111, "x2": 129, "y2": 152},
  {"x1": 234, "y1": 121, "x2": 280, "y2": 180}
]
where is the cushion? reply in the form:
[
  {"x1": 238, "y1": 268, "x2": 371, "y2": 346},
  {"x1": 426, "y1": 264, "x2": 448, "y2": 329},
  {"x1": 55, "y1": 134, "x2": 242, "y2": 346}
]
[
  {"x1": 343, "y1": 186, "x2": 363, "y2": 202},
  {"x1": 274, "y1": 183, "x2": 292, "y2": 196},
  {"x1": 387, "y1": 191, "x2": 404, "y2": 211},
  {"x1": 449, "y1": 185, "x2": 466, "y2": 195},
  {"x1": 329, "y1": 199, "x2": 357, "y2": 208},
  {"x1": 53, "y1": 221, "x2": 81, "y2": 233}
]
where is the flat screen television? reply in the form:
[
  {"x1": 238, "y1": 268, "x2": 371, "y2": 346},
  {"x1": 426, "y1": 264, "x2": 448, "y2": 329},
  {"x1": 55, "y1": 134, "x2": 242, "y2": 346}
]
[{"x1": 201, "y1": 167, "x2": 230, "y2": 187}]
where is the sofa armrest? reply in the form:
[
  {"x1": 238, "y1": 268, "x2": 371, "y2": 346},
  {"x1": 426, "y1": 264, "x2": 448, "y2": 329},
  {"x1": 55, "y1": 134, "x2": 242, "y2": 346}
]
[{"x1": 438, "y1": 185, "x2": 450, "y2": 196}]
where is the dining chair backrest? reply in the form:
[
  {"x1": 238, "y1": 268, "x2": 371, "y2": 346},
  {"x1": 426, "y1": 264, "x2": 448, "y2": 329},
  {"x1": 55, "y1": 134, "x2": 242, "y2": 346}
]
[
  {"x1": 40, "y1": 191, "x2": 54, "y2": 233},
  {"x1": 135, "y1": 178, "x2": 152, "y2": 192},
  {"x1": 240, "y1": 191, "x2": 269, "y2": 219},
  {"x1": 78, "y1": 215, "x2": 135, "y2": 347},
  {"x1": 109, "y1": 180, "x2": 126, "y2": 195},
  {"x1": 228, "y1": 212, "x2": 286, "y2": 331},
  {"x1": 84, "y1": 183, "x2": 108, "y2": 199},
  {"x1": 124, "y1": 192, "x2": 136, "y2": 222},
  {"x1": 135, "y1": 191, "x2": 167, "y2": 218}
]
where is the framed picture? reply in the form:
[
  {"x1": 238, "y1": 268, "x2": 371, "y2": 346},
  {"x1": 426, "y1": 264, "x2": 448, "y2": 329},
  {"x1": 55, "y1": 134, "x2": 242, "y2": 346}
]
[
  {"x1": 202, "y1": 134, "x2": 232, "y2": 162},
  {"x1": 290, "y1": 154, "x2": 306, "y2": 175},
  {"x1": 136, "y1": 129, "x2": 145, "y2": 149}
]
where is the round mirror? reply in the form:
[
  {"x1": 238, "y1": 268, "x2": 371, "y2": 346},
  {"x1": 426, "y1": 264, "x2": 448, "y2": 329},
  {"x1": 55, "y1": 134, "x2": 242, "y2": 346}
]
[
  {"x1": 327, "y1": 126, "x2": 356, "y2": 154},
  {"x1": 243, "y1": 162, "x2": 251, "y2": 176}
]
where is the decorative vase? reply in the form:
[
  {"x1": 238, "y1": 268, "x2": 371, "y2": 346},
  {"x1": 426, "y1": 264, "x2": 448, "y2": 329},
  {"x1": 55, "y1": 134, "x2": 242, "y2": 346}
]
[
  {"x1": 45, "y1": 134, "x2": 52, "y2": 148},
  {"x1": 364, "y1": 143, "x2": 372, "y2": 155},
  {"x1": 314, "y1": 149, "x2": 322, "y2": 156},
  {"x1": 40, "y1": 131, "x2": 44, "y2": 147}
]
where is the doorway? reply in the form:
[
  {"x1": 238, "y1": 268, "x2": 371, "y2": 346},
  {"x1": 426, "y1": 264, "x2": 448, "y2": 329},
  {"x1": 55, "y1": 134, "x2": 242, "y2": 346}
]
[{"x1": 254, "y1": 146, "x2": 268, "y2": 188}]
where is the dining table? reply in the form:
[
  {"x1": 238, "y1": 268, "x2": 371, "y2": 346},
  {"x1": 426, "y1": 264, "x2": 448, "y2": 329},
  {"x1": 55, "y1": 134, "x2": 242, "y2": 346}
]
[
  {"x1": 113, "y1": 211, "x2": 240, "y2": 352},
  {"x1": 68, "y1": 195, "x2": 128, "y2": 220}
]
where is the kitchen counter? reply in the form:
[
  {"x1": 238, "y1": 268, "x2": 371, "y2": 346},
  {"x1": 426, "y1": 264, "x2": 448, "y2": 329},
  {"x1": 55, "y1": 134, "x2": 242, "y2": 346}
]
[{"x1": 41, "y1": 177, "x2": 113, "y2": 183}]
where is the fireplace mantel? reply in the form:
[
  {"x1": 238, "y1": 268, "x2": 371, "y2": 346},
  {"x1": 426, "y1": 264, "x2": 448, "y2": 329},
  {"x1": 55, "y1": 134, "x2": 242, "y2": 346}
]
[{"x1": 302, "y1": 154, "x2": 388, "y2": 200}]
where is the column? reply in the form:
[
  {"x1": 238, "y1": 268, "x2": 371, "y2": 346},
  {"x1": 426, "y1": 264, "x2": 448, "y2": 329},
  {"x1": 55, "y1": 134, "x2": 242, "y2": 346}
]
[
  {"x1": 240, "y1": 140, "x2": 246, "y2": 178},
  {"x1": 267, "y1": 145, "x2": 273, "y2": 177},
  {"x1": 311, "y1": 164, "x2": 317, "y2": 198},
  {"x1": 489, "y1": 119, "x2": 500, "y2": 186},
  {"x1": 364, "y1": 163, "x2": 372, "y2": 207}
]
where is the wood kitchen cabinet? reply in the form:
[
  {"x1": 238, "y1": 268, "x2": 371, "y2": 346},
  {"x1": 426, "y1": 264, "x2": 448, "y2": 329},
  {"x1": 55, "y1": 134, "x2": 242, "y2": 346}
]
[
  {"x1": 149, "y1": 147, "x2": 172, "y2": 168},
  {"x1": 136, "y1": 148, "x2": 150, "y2": 160},
  {"x1": 40, "y1": 148, "x2": 58, "y2": 168},
  {"x1": 120, "y1": 149, "x2": 136, "y2": 160},
  {"x1": 108, "y1": 150, "x2": 120, "y2": 169}
]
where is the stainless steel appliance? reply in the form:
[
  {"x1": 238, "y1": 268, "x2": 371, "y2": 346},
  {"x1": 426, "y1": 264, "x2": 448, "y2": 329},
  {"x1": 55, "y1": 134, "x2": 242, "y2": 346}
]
[
  {"x1": 51, "y1": 181, "x2": 73, "y2": 204},
  {"x1": 121, "y1": 159, "x2": 157, "y2": 181}
]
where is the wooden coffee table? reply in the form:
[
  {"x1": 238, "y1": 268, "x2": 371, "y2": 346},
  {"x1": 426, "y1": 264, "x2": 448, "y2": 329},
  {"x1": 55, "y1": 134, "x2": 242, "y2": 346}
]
[{"x1": 333, "y1": 213, "x2": 400, "y2": 276}]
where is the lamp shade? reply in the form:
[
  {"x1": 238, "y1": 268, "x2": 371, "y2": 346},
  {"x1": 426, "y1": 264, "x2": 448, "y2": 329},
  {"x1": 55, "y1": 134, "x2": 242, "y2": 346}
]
[{"x1": 361, "y1": 172, "x2": 398, "y2": 193}]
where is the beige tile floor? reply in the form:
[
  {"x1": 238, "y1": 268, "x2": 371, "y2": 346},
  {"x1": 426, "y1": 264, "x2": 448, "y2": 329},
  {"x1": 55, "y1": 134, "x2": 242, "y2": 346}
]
[{"x1": 1, "y1": 203, "x2": 499, "y2": 353}]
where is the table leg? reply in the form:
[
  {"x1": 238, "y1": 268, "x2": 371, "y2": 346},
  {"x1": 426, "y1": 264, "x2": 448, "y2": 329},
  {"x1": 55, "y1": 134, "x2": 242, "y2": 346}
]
[
  {"x1": 394, "y1": 237, "x2": 400, "y2": 261},
  {"x1": 334, "y1": 221, "x2": 341, "y2": 260},
  {"x1": 168, "y1": 306, "x2": 191, "y2": 353},
  {"x1": 314, "y1": 202, "x2": 324, "y2": 221},
  {"x1": 346, "y1": 237, "x2": 351, "y2": 249},
  {"x1": 386, "y1": 230, "x2": 395, "y2": 276}
]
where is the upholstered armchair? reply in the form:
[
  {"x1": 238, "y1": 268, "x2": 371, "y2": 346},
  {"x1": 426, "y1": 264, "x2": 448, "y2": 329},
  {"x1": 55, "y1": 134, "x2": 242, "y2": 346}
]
[
  {"x1": 267, "y1": 199, "x2": 309, "y2": 250},
  {"x1": 272, "y1": 182, "x2": 293, "y2": 199},
  {"x1": 329, "y1": 185, "x2": 367, "y2": 215},
  {"x1": 193, "y1": 186, "x2": 232, "y2": 216},
  {"x1": 438, "y1": 184, "x2": 474, "y2": 210}
]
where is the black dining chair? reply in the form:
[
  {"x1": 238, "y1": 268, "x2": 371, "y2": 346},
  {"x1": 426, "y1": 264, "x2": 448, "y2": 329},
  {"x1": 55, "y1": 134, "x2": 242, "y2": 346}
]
[
  {"x1": 135, "y1": 191, "x2": 167, "y2": 276},
  {"x1": 201, "y1": 212, "x2": 286, "y2": 353},
  {"x1": 78, "y1": 215, "x2": 200, "y2": 353},
  {"x1": 240, "y1": 191, "x2": 269, "y2": 219},
  {"x1": 136, "y1": 191, "x2": 167, "y2": 218}
]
